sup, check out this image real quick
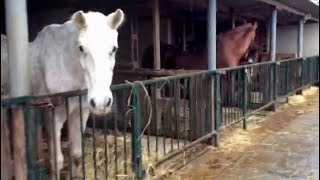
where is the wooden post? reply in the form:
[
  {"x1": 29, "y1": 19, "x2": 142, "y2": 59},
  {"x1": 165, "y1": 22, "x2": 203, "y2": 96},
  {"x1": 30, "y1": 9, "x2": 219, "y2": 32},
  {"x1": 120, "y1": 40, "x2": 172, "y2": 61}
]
[
  {"x1": 153, "y1": 0, "x2": 161, "y2": 70},
  {"x1": 167, "y1": 18, "x2": 172, "y2": 45},
  {"x1": 153, "y1": 0, "x2": 162, "y2": 137},
  {"x1": 131, "y1": 16, "x2": 139, "y2": 69},
  {"x1": 12, "y1": 107, "x2": 27, "y2": 180},
  {"x1": 1, "y1": 108, "x2": 13, "y2": 180},
  {"x1": 182, "y1": 21, "x2": 187, "y2": 52}
]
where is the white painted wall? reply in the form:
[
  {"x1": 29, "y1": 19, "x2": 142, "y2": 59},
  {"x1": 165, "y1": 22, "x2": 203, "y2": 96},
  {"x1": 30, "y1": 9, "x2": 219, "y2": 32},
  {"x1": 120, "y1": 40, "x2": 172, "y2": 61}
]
[{"x1": 277, "y1": 22, "x2": 319, "y2": 57}]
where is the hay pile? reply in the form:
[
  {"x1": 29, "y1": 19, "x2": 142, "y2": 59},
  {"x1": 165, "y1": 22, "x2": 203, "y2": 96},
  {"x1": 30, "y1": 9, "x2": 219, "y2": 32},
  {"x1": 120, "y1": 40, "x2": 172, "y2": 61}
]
[
  {"x1": 288, "y1": 95, "x2": 306, "y2": 105},
  {"x1": 59, "y1": 129, "x2": 163, "y2": 180},
  {"x1": 302, "y1": 86, "x2": 319, "y2": 96}
]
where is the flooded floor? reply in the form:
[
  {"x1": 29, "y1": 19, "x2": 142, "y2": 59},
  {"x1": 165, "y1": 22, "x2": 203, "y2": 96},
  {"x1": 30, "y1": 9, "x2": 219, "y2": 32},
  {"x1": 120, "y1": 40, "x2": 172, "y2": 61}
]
[{"x1": 171, "y1": 87, "x2": 319, "y2": 180}]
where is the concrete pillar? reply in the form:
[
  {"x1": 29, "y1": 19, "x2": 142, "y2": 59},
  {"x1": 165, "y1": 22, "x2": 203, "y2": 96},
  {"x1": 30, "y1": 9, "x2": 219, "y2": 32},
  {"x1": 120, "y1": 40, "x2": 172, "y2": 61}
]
[{"x1": 5, "y1": 0, "x2": 31, "y2": 97}]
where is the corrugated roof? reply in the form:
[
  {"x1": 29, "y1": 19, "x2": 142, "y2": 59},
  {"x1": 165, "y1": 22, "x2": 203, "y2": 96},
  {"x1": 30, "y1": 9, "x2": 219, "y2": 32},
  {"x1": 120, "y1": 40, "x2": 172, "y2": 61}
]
[{"x1": 277, "y1": 0, "x2": 319, "y2": 19}]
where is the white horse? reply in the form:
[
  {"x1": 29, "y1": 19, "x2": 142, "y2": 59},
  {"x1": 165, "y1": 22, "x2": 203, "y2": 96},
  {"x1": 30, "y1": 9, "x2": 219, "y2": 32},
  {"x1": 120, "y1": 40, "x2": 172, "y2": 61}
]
[{"x1": 1, "y1": 9, "x2": 125, "y2": 179}]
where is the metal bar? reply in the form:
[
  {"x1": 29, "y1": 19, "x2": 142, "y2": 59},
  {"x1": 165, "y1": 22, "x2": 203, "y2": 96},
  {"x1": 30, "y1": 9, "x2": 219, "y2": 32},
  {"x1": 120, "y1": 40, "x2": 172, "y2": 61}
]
[
  {"x1": 285, "y1": 62, "x2": 290, "y2": 102},
  {"x1": 214, "y1": 74, "x2": 221, "y2": 146},
  {"x1": 242, "y1": 68, "x2": 248, "y2": 130},
  {"x1": 155, "y1": 131, "x2": 217, "y2": 167},
  {"x1": 78, "y1": 96, "x2": 86, "y2": 179},
  {"x1": 208, "y1": 0, "x2": 217, "y2": 70},
  {"x1": 132, "y1": 84, "x2": 143, "y2": 179},
  {"x1": 5, "y1": 0, "x2": 31, "y2": 97}
]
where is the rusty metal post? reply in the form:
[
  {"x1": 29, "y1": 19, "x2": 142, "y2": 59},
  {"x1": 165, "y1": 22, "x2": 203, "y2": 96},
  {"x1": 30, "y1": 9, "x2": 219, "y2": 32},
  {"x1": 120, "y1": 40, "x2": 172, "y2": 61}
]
[
  {"x1": 153, "y1": 0, "x2": 161, "y2": 70},
  {"x1": 5, "y1": 0, "x2": 30, "y2": 179},
  {"x1": 11, "y1": 107, "x2": 27, "y2": 180}
]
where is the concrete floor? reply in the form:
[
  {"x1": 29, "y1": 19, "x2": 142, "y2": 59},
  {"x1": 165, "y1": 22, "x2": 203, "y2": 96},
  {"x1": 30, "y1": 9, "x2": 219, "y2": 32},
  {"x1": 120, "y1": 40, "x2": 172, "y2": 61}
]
[{"x1": 172, "y1": 88, "x2": 319, "y2": 180}]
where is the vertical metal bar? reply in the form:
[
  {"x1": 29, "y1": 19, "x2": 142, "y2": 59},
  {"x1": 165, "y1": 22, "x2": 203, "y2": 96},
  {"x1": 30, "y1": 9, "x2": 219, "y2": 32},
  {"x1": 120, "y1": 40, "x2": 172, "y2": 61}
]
[
  {"x1": 174, "y1": 79, "x2": 180, "y2": 149},
  {"x1": 92, "y1": 116, "x2": 98, "y2": 180},
  {"x1": 270, "y1": 8, "x2": 277, "y2": 111},
  {"x1": 114, "y1": 115, "x2": 118, "y2": 180},
  {"x1": 5, "y1": 0, "x2": 31, "y2": 97},
  {"x1": 24, "y1": 104, "x2": 35, "y2": 180},
  {"x1": 285, "y1": 62, "x2": 290, "y2": 102},
  {"x1": 65, "y1": 99, "x2": 73, "y2": 180},
  {"x1": 150, "y1": 84, "x2": 158, "y2": 161},
  {"x1": 270, "y1": 8, "x2": 277, "y2": 62},
  {"x1": 132, "y1": 84, "x2": 143, "y2": 179},
  {"x1": 123, "y1": 90, "x2": 128, "y2": 175},
  {"x1": 51, "y1": 108, "x2": 58, "y2": 180},
  {"x1": 182, "y1": 79, "x2": 188, "y2": 146},
  {"x1": 214, "y1": 73, "x2": 221, "y2": 147},
  {"x1": 301, "y1": 58, "x2": 304, "y2": 87},
  {"x1": 242, "y1": 68, "x2": 248, "y2": 130},
  {"x1": 208, "y1": 0, "x2": 217, "y2": 70},
  {"x1": 104, "y1": 113, "x2": 109, "y2": 179},
  {"x1": 78, "y1": 96, "x2": 85, "y2": 180}
]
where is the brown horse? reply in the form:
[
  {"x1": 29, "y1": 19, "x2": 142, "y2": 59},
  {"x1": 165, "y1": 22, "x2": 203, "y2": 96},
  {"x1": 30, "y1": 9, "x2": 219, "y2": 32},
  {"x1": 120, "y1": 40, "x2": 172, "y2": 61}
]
[{"x1": 170, "y1": 22, "x2": 259, "y2": 107}]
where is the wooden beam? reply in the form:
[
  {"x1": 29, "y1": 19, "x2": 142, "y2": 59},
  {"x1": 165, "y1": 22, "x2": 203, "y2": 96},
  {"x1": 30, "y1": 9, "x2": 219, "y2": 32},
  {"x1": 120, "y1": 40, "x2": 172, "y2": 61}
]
[
  {"x1": 253, "y1": 0, "x2": 319, "y2": 21},
  {"x1": 12, "y1": 107, "x2": 27, "y2": 180},
  {"x1": 153, "y1": 0, "x2": 161, "y2": 70}
]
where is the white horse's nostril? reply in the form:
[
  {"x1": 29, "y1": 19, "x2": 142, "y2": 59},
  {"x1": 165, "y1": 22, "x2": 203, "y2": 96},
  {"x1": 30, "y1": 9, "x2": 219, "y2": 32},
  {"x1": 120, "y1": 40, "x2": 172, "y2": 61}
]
[
  {"x1": 104, "y1": 97, "x2": 112, "y2": 107},
  {"x1": 90, "y1": 98, "x2": 96, "y2": 108}
]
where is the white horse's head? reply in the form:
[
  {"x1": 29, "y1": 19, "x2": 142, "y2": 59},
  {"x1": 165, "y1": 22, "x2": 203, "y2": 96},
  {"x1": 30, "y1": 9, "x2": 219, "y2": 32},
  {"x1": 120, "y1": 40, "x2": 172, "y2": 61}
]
[{"x1": 72, "y1": 9, "x2": 125, "y2": 115}]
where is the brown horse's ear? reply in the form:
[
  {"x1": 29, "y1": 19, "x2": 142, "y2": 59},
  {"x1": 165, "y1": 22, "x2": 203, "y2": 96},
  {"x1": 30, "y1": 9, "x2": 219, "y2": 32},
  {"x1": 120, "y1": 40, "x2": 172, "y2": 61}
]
[{"x1": 253, "y1": 21, "x2": 258, "y2": 29}]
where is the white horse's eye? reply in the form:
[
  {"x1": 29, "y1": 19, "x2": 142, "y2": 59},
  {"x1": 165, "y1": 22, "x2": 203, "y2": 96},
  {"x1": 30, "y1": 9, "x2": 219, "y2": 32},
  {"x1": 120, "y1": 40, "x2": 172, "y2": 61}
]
[
  {"x1": 111, "y1": 46, "x2": 118, "y2": 53},
  {"x1": 79, "y1": 45, "x2": 84, "y2": 52}
]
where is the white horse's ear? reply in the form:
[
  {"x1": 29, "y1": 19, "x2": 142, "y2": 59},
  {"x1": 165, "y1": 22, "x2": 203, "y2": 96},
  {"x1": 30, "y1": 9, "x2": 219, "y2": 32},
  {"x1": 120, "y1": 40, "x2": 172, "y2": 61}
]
[
  {"x1": 72, "y1": 11, "x2": 87, "y2": 30},
  {"x1": 107, "y1": 9, "x2": 125, "y2": 30}
]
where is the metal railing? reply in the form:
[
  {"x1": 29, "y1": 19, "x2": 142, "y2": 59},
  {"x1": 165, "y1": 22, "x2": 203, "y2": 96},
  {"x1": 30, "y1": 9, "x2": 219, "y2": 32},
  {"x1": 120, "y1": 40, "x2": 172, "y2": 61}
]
[{"x1": 1, "y1": 56, "x2": 319, "y2": 180}]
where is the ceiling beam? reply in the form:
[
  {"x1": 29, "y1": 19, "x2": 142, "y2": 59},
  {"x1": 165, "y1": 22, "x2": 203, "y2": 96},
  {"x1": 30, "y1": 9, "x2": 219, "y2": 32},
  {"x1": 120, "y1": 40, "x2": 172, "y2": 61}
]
[{"x1": 253, "y1": 0, "x2": 319, "y2": 22}]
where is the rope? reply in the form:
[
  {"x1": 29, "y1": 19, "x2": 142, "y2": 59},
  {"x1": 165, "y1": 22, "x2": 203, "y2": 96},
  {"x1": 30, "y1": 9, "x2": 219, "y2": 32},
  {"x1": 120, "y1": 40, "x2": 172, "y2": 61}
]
[{"x1": 124, "y1": 78, "x2": 170, "y2": 141}]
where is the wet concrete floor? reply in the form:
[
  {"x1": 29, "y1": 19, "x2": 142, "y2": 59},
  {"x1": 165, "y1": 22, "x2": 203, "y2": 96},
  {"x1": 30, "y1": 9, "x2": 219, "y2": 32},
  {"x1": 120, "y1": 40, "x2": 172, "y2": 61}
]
[{"x1": 173, "y1": 88, "x2": 319, "y2": 180}]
